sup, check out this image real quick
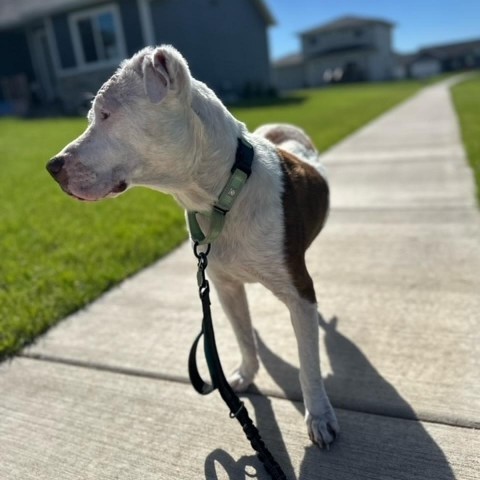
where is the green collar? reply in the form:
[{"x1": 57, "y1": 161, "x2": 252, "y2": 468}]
[{"x1": 187, "y1": 137, "x2": 254, "y2": 246}]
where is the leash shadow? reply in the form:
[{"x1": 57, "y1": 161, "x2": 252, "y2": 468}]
[
  {"x1": 203, "y1": 384, "x2": 298, "y2": 479},
  {"x1": 204, "y1": 448, "x2": 258, "y2": 479}
]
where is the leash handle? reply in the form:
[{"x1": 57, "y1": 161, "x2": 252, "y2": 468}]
[
  {"x1": 188, "y1": 244, "x2": 287, "y2": 480},
  {"x1": 188, "y1": 328, "x2": 215, "y2": 395}
]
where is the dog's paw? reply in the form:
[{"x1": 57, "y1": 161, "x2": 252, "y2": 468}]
[
  {"x1": 228, "y1": 368, "x2": 255, "y2": 392},
  {"x1": 306, "y1": 406, "x2": 340, "y2": 449}
]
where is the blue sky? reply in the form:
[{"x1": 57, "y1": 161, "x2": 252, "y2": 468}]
[{"x1": 265, "y1": 0, "x2": 480, "y2": 60}]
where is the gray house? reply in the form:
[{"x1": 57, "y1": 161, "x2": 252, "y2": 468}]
[
  {"x1": 274, "y1": 15, "x2": 395, "y2": 90},
  {"x1": 0, "y1": 0, "x2": 274, "y2": 113}
]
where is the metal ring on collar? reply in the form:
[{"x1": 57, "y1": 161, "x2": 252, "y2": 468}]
[{"x1": 193, "y1": 241, "x2": 211, "y2": 259}]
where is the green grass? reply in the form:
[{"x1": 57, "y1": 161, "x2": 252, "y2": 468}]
[
  {"x1": 451, "y1": 75, "x2": 480, "y2": 205},
  {"x1": 0, "y1": 79, "x2": 427, "y2": 359}
]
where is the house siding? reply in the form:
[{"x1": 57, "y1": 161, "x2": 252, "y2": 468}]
[
  {"x1": 369, "y1": 25, "x2": 393, "y2": 80},
  {"x1": 274, "y1": 64, "x2": 305, "y2": 90},
  {"x1": 149, "y1": 0, "x2": 271, "y2": 93},
  {"x1": 302, "y1": 27, "x2": 373, "y2": 58},
  {"x1": 306, "y1": 51, "x2": 371, "y2": 86},
  {"x1": 51, "y1": 13, "x2": 76, "y2": 69},
  {"x1": 118, "y1": 0, "x2": 145, "y2": 55},
  {"x1": 411, "y1": 58, "x2": 442, "y2": 78},
  {"x1": 57, "y1": 66, "x2": 116, "y2": 111}
]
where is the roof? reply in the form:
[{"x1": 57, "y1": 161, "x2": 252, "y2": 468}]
[
  {"x1": 411, "y1": 53, "x2": 443, "y2": 64},
  {"x1": 419, "y1": 38, "x2": 480, "y2": 59},
  {"x1": 309, "y1": 44, "x2": 376, "y2": 57},
  {"x1": 394, "y1": 38, "x2": 480, "y2": 67},
  {"x1": 0, "y1": 0, "x2": 275, "y2": 30},
  {"x1": 251, "y1": 0, "x2": 276, "y2": 26},
  {"x1": 394, "y1": 53, "x2": 418, "y2": 66},
  {"x1": 273, "y1": 52, "x2": 304, "y2": 68},
  {"x1": 274, "y1": 44, "x2": 377, "y2": 67},
  {"x1": 300, "y1": 15, "x2": 394, "y2": 36}
]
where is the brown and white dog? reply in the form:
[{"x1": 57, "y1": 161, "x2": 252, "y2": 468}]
[{"x1": 46, "y1": 45, "x2": 339, "y2": 447}]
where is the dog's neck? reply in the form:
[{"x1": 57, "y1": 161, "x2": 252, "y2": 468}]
[{"x1": 172, "y1": 83, "x2": 246, "y2": 213}]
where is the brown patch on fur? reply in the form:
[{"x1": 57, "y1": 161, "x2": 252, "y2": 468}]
[{"x1": 278, "y1": 148, "x2": 329, "y2": 303}]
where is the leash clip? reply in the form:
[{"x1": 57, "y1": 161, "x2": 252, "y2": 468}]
[{"x1": 194, "y1": 242, "x2": 211, "y2": 290}]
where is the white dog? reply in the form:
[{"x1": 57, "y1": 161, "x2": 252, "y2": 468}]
[{"x1": 46, "y1": 45, "x2": 339, "y2": 447}]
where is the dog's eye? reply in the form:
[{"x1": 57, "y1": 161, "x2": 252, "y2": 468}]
[{"x1": 100, "y1": 110, "x2": 110, "y2": 121}]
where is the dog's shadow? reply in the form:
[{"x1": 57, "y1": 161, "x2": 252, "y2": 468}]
[{"x1": 204, "y1": 314, "x2": 455, "y2": 479}]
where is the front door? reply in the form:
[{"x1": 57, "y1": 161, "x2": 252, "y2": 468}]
[{"x1": 30, "y1": 27, "x2": 56, "y2": 102}]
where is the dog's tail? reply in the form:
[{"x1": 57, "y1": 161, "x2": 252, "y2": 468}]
[{"x1": 254, "y1": 123, "x2": 328, "y2": 180}]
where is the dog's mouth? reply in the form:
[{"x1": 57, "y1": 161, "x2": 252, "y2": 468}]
[
  {"x1": 62, "y1": 180, "x2": 128, "y2": 202},
  {"x1": 60, "y1": 185, "x2": 91, "y2": 202},
  {"x1": 110, "y1": 180, "x2": 128, "y2": 194}
]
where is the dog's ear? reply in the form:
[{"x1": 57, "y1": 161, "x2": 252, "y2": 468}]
[{"x1": 142, "y1": 45, "x2": 191, "y2": 104}]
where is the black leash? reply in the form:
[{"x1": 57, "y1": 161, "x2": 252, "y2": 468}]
[{"x1": 188, "y1": 242, "x2": 287, "y2": 480}]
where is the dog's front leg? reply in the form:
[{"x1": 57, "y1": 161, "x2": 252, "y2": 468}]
[
  {"x1": 287, "y1": 294, "x2": 340, "y2": 448},
  {"x1": 211, "y1": 277, "x2": 259, "y2": 392}
]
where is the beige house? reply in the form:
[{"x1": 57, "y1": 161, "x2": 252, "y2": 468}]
[{"x1": 274, "y1": 15, "x2": 395, "y2": 90}]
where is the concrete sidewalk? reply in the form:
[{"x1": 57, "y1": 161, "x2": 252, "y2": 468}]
[{"x1": 2, "y1": 77, "x2": 479, "y2": 479}]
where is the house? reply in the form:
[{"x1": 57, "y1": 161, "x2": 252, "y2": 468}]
[
  {"x1": 274, "y1": 15, "x2": 395, "y2": 90},
  {"x1": 396, "y1": 38, "x2": 480, "y2": 79},
  {"x1": 420, "y1": 39, "x2": 480, "y2": 72},
  {"x1": 0, "y1": 0, "x2": 274, "y2": 114},
  {"x1": 392, "y1": 52, "x2": 416, "y2": 80},
  {"x1": 273, "y1": 53, "x2": 305, "y2": 90},
  {"x1": 409, "y1": 53, "x2": 442, "y2": 79}
]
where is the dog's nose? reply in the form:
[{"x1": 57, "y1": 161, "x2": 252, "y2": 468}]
[{"x1": 46, "y1": 156, "x2": 65, "y2": 177}]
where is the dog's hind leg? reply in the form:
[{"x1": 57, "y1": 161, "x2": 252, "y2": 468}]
[{"x1": 211, "y1": 278, "x2": 259, "y2": 392}]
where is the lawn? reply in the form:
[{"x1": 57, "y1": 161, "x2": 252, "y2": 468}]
[
  {"x1": 451, "y1": 75, "x2": 480, "y2": 205},
  {"x1": 0, "y1": 79, "x2": 426, "y2": 359}
]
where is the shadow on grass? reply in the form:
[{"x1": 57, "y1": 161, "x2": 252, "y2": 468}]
[{"x1": 204, "y1": 314, "x2": 455, "y2": 479}]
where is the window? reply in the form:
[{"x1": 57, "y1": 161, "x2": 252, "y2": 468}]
[{"x1": 69, "y1": 5, "x2": 124, "y2": 68}]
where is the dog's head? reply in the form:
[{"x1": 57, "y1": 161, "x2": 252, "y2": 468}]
[{"x1": 46, "y1": 45, "x2": 199, "y2": 201}]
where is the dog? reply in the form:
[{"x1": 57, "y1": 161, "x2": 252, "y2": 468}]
[{"x1": 46, "y1": 45, "x2": 339, "y2": 448}]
